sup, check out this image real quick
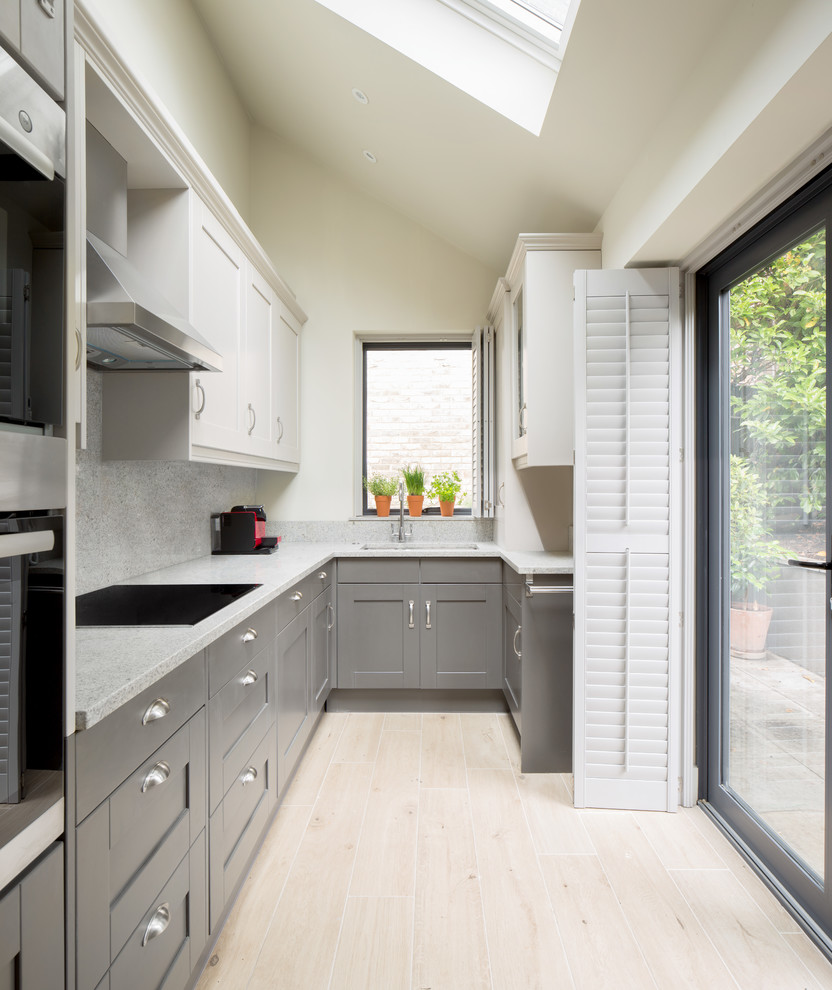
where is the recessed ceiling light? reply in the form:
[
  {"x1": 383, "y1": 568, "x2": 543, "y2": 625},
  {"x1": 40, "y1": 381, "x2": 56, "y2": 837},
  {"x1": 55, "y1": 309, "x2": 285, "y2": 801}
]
[
  {"x1": 362, "y1": 150, "x2": 377, "y2": 164},
  {"x1": 352, "y1": 88, "x2": 369, "y2": 105}
]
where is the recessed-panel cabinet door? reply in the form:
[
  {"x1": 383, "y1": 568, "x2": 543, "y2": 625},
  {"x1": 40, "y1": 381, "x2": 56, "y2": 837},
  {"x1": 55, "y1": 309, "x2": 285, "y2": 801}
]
[
  {"x1": 272, "y1": 307, "x2": 300, "y2": 464},
  {"x1": 191, "y1": 205, "x2": 244, "y2": 454},
  {"x1": 419, "y1": 584, "x2": 501, "y2": 689},
  {"x1": 311, "y1": 588, "x2": 334, "y2": 711},
  {"x1": 243, "y1": 267, "x2": 273, "y2": 457},
  {"x1": 277, "y1": 610, "x2": 311, "y2": 786},
  {"x1": 337, "y1": 584, "x2": 420, "y2": 689}
]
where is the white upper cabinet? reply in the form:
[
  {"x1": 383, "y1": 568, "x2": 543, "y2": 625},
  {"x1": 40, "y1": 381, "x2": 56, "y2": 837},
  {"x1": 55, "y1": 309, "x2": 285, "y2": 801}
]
[
  {"x1": 505, "y1": 234, "x2": 601, "y2": 468},
  {"x1": 191, "y1": 202, "x2": 245, "y2": 455},
  {"x1": 102, "y1": 190, "x2": 305, "y2": 473},
  {"x1": 272, "y1": 308, "x2": 300, "y2": 465}
]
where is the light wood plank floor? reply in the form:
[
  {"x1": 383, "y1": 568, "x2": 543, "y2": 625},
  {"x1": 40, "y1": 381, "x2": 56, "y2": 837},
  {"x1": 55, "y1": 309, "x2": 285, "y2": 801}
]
[{"x1": 196, "y1": 712, "x2": 832, "y2": 990}]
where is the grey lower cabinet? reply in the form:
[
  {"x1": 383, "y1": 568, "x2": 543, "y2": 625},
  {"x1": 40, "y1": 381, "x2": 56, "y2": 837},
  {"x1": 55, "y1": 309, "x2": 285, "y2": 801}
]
[
  {"x1": 0, "y1": 842, "x2": 64, "y2": 990},
  {"x1": 336, "y1": 558, "x2": 502, "y2": 690},
  {"x1": 502, "y1": 566, "x2": 574, "y2": 772},
  {"x1": 420, "y1": 584, "x2": 501, "y2": 688},
  {"x1": 276, "y1": 566, "x2": 336, "y2": 787},
  {"x1": 336, "y1": 583, "x2": 421, "y2": 688},
  {"x1": 311, "y1": 581, "x2": 336, "y2": 709},
  {"x1": 74, "y1": 652, "x2": 208, "y2": 990},
  {"x1": 206, "y1": 607, "x2": 278, "y2": 933}
]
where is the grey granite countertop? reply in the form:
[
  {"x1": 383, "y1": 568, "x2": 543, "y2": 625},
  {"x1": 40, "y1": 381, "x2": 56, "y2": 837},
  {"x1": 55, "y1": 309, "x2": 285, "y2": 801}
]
[{"x1": 75, "y1": 541, "x2": 572, "y2": 731}]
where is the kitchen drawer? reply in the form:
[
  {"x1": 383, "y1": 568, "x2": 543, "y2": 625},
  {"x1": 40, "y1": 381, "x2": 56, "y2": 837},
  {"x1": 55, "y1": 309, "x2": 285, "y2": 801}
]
[
  {"x1": 207, "y1": 604, "x2": 276, "y2": 697},
  {"x1": 309, "y1": 561, "x2": 334, "y2": 598},
  {"x1": 208, "y1": 728, "x2": 276, "y2": 930},
  {"x1": 208, "y1": 643, "x2": 275, "y2": 813},
  {"x1": 420, "y1": 557, "x2": 501, "y2": 584},
  {"x1": 76, "y1": 712, "x2": 206, "y2": 990},
  {"x1": 337, "y1": 558, "x2": 420, "y2": 584},
  {"x1": 75, "y1": 652, "x2": 206, "y2": 824},
  {"x1": 20, "y1": 0, "x2": 65, "y2": 99},
  {"x1": 109, "y1": 832, "x2": 206, "y2": 990},
  {"x1": 276, "y1": 575, "x2": 316, "y2": 631}
]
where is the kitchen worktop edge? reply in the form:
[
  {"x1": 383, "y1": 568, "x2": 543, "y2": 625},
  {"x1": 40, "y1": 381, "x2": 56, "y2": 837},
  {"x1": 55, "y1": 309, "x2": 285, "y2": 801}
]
[{"x1": 75, "y1": 542, "x2": 573, "y2": 730}]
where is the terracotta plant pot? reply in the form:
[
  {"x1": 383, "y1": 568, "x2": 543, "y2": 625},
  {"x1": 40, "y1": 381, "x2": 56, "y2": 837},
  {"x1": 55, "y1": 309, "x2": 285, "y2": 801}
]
[
  {"x1": 439, "y1": 499, "x2": 455, "y2": 517},
  {"x1": 374, "y1": 495, "x2": 391, "y2": 517},
  {"x1": 406, "y1": 494, "x2": 424, "y2": 517},
  {"x1": 730, "y1": 602, "x2": 773, "y2": 659}
]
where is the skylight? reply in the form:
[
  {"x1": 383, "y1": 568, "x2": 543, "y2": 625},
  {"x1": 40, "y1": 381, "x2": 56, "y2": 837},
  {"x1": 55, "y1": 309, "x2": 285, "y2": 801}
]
[{"x1": 312, "y1": 0, "x2": 581, "y2": 135}]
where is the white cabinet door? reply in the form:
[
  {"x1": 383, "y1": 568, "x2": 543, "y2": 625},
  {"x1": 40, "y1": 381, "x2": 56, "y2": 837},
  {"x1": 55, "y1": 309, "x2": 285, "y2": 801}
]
[
  {"x1": 191, "y1": 204, "x2": 245, "y2": 454},
  {"x1": 506, "y1": 236, "x2": 601, "y2": 468},
  {"x1": 243, "y1": 266, "x2": 274, "y2": 458},
  {"x1": 271, "y1": 305, "x2": 300, "y2": 465}
]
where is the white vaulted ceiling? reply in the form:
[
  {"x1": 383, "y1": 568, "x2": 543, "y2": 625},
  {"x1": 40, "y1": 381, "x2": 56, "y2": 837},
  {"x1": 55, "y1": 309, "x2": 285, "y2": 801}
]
[{"x1": 190, "y1": 0, "x2": 760, "y2": 272}]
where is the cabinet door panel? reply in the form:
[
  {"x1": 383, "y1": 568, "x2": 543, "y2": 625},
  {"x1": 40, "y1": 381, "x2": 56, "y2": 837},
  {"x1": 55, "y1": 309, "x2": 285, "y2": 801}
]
[
  {"x1": 336, "y1": 584, "x2": 419, "y2": 689},
  {"x1": 0, "y1": 4, "x2": 20, "y2": 58},
  {"x1": 311, "y1": 588, "x2": 333, "y2": 711},
  {"x1": 272, "y1": 309, "x2": 300, "y2": 463},
  {"x1": 244, "y1": 269, "x2": 273, "y2": 455},
  {"x1": 191, "y1": 206, "x2": 244, "y2": 453},
  {"x1": 503, "y1": 589, "x2": 522, "y2": 731},
  {"x1": 420, "y1": 584, "x2": 501, "y2": 689},
  {"x1": 277, "y1": 610, "x2": 310, "y2": 784}
]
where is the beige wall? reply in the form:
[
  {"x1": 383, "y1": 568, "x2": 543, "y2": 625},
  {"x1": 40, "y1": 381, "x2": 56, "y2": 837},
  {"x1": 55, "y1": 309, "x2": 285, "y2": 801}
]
[
  {"x1": 599, "y1": 0, "x2": 832, "y2": 268},
  {"x1": 83, "y1": 0, "x2": 252, "y2": 218},
  {"x1": 250, "y1": 127, "x2": 498, "y2": 521}
]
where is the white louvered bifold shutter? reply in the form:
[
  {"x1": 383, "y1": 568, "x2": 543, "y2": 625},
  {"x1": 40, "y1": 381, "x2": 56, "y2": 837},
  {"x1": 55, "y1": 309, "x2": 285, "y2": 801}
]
[
  {"x1": 573, "y1": 268, "x2": 681, "y2": 812},
  {"x1": 472, "y1": 326, "x2": 496, "y2": 517}
]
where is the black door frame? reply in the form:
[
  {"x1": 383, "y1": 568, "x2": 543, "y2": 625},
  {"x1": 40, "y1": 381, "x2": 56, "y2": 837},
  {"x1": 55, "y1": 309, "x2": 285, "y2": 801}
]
[{"x1": 697, "y1": 163, "x2": 832, "y2": 939}]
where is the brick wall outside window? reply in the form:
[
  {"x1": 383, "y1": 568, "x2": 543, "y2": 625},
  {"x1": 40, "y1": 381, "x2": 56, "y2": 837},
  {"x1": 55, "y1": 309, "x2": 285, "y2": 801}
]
[{"x1": 365, "y1": 348, "x2": 472, "y2": 508}]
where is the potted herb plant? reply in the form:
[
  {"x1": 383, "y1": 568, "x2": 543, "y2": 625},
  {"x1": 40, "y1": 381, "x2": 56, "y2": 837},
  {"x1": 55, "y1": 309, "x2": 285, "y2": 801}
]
[
  {"x1": 363, "y1": 474, "x2": 398, "y2": 517},
  {"x1": 428, "y1": 470, "x2": 466, "y2": 516},
  {"x1": 402, "y1": 464, "x2": 426, "y2": 516},
  {"x1": 729, "y1": 456, "x2": 785, "y2": 657}
]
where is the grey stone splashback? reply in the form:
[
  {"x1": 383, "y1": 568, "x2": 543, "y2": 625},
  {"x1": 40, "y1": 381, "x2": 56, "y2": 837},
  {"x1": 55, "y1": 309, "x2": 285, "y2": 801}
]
[
  {"x1": 76, "y1": 370, "x2": 257, "y2": 595},
  {"x1": 269, "y1": 517, "x2": 494, "y2": 544}
]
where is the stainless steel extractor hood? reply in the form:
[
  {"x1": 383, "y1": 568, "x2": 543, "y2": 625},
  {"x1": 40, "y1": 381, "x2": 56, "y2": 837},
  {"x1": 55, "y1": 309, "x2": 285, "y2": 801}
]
[{"x1": 86, "y1": 231, "x2": 223, "y2": 372}]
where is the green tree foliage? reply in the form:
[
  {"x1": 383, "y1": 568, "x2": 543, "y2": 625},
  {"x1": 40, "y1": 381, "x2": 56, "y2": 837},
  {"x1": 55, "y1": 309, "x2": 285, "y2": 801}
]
[
  {"x1": 729, "y1": 229, "x2": 826, "y2": 601},
  {"x1": 730, "y1": 230, "x2": 826, "y2": 516}
]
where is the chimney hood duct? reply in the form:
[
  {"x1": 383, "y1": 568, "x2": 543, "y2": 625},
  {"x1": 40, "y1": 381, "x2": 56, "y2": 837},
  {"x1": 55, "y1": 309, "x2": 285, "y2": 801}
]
[{"x1": 85, "y1": 231, "x2": 223, "y2": 372}]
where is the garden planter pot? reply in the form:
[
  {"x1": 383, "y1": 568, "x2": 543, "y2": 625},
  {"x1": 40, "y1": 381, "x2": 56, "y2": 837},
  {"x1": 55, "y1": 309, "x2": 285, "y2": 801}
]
[
  {"x1": 374, "y1": 495, "x2": 391, "y2": 517},
  {"x1": 730, "y1": 602, "x2": 773, "y2": 659},
  {"x1": 407, "y1": 495, "x2": 424, "y2": 517},
  {"x1": 439, "y1": 500, "x2": 455, "y2": 517}
]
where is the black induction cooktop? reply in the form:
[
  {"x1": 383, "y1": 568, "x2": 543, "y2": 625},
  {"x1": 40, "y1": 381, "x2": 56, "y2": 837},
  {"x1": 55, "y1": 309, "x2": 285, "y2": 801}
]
[{"x1": 76, "y1": 583, "x2": 261, "y2": 627}]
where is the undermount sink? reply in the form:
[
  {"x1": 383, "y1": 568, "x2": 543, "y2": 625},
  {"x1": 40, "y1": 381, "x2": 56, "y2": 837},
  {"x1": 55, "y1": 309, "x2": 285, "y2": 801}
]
[{"x1": 358, "y1": 542, "x2": 480, "y2": 551}]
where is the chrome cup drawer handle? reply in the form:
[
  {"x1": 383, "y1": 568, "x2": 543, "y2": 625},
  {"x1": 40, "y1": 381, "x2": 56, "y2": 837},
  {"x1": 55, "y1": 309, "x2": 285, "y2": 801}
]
[
  {"x1": 142, "y1": 698, "x2": 171, "y2": 725},
  {"x1": 142, "y1": 903, "x2": 171, "y2": 947},
  {"x1": 240, "y1": 766, "x2": 258, "y2": 786},
  {"x1": 241, "y1": 669, "x2": 258, "y2": 686},
  {"x1": 141, "y1": 761, "x2": 171, "y2": 793},
  {"x1": 318, "y1": 571, "x2": 327, "y2": 580},
  {"x1": 289, "y1": 590, "x2": 303, "y2": 602},
  {"x1": 242, "y1": 628, "x2": 258, "y2": 644}
]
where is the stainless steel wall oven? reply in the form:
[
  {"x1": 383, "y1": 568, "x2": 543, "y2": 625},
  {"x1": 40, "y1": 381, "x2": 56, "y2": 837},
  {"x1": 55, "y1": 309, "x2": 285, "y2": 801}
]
[{"x1": 0, "y1": 44, "x2": 67, "y2": 805}]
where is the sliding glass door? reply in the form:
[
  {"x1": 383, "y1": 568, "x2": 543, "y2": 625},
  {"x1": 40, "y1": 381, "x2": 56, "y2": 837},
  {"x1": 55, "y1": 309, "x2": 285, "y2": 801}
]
[{"x1": 702, "y1": 173, "x2": 832, "y2": 933}]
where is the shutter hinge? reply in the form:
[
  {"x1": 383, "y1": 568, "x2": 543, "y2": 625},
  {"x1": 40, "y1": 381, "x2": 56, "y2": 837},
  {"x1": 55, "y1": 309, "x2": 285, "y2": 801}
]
[
  {"x1": 679, "y1": 611, "x2": 684, "y2": 628},
  {"x1": 679, "y1": 447, "x2": 685, "y2": 463},
  {"x1": 23, "y1": 284, "x2": 31, "y2": 302},
  {"x1": 487, "y1": 329, "x2": 493, "y2": 342}
]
